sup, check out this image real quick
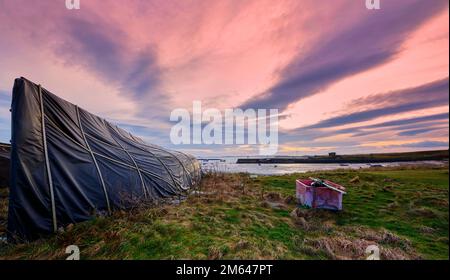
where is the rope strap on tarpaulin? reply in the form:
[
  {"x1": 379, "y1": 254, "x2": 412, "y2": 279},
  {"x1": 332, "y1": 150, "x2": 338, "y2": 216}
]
[
  {"x1": 109, "y1": 126, "x2": 149, "y2": 199},
  {"x1": 39, "y1": 85, "x2": 57, "y2": 233},
  {"x1": 76, "y1": 106, "x2": 112, "y2": 213}
]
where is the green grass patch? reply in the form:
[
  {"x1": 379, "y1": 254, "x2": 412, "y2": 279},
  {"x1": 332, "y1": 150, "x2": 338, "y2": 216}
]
[{"x1": 0, "y1": 167, "x2": 448, "y2": 259}]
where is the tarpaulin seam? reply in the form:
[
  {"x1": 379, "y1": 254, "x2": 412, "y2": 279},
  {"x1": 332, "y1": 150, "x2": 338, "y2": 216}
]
[
  {"x1": 91, "y1": 151, "x2": 176, "y2": 186},
  {"x1": 109, "y1": 136, "x2": 183, "y2": 193},
  {"x1": 88, "y1": 149, "x2": 164, "y2": 199},
  {"x1": 134, "y1": 148, "x2": 181, "y2": 193},
  {"x1": 38, "y1": 85, "x2": 57, "y2": 232},
  {"x1": 84, "y1": 132, "x2": 123, "y2": 150},
  {"x1": 44, "y1": 115, "x2": 89, "y2": 151},
  {"x1": 75, "y1": 106, "x2": 112, "y2": 214},
  {"x1": 82, "y1": 134, "x2": 181, "y2": 190},
  {"x1": 41, "y1": 116, "x2": 98, "y2": 210},
  {"x1": 100, "y1": 117, "x2": 179, "y2": 197},
  {"x1": 144, "y1": 145, "x2": 192, "y2": 189},
  {"x1": 108, "y1": 123, "x2": 185, "y2": 190},
  {"x1": 126, "y1": 139, "x2": 193, "y2": 185},
  {"x1": 35, "y1": 125, "x2": 177, "y2": 190},
  {"x1": 117, "y1": 139, "x2": 188, "y2": 194},
  {"x1": 109, "y1": 128, "x2": 149, "y2": 199},
  {"x1": 173, "y1": 151, "x2": 198, "y2": 187},
  {"x1": 112, "y1": 131, "x2": 189, "y2": 192},
  {"x1": 84, "y1": 132, "x2": 183, "y2": 192}
]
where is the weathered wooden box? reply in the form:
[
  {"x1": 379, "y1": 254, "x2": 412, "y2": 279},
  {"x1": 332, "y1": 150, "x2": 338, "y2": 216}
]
[{"x1": 296, "y1": 179, "x2": 346, "y2": 211}]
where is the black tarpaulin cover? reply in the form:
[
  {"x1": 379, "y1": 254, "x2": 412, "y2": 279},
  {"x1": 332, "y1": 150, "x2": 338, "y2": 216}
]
[
  {"x1": 0, "y1": 143, "x2": 10, "y2": 188},
  {"x1": 8, "y1": 77, "x2": 201, "y2": 241}
]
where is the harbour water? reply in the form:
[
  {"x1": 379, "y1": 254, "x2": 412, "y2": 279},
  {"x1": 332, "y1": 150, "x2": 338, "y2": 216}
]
[{"x1": 199, "y1": 157, "x2": 446, "y2": 175}]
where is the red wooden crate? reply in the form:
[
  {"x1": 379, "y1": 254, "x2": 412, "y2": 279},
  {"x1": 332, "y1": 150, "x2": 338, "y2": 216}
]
[{"x1": 296, "y1": 179, "x2": 346, "y2": 211}]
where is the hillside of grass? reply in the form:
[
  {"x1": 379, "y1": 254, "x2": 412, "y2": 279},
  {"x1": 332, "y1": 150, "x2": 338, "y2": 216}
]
[{"x1": 0, "y1": 165, "x2": 448, "y2": 260}]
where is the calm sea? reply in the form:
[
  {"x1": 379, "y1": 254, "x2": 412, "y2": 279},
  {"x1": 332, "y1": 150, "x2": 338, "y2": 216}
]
[{"x1": 199, "y1": 157, "x2": 446, "y2": 175}]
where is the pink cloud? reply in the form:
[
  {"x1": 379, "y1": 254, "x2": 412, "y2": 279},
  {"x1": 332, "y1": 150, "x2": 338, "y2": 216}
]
[{"x1": 0, "y1": 0, "x2": 448, "y2": 155}]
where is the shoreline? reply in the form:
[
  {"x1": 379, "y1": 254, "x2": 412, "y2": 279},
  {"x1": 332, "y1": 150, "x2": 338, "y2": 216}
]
[
  {"x1": 236, "y1": 150, "x2": 449, "y2": 164},
  {"x1": 201, "y1": 160, "x2": 448, "y2": 176}
]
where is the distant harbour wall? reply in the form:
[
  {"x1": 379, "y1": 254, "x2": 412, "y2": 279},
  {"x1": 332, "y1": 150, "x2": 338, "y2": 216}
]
[{"x1": 236, "y1": 150, "x2": 449, "y2": 164}]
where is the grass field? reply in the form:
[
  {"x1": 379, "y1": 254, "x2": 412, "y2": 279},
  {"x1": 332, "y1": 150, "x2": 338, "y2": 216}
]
[{"x1": 0, "y1": 165, "x2": 448, "y2": 260}]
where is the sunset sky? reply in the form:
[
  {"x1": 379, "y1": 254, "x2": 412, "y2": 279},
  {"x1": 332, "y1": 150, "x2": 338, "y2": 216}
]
[{"x1": 0, "y1": 0, "x2": 448, "y2": 156}]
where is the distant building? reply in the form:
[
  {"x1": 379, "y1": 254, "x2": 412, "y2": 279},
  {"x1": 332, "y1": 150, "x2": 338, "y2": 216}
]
[{"x1": 329, "y1": 152, "x2": 337, "y2": 158}]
